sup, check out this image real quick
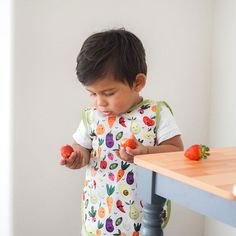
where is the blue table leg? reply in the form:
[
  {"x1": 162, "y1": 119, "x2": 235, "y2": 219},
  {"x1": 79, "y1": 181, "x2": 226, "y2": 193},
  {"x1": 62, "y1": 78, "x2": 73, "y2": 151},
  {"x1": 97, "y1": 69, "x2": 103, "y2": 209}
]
[
  {"x1": 141, "y1": 196, "x2": 166, "y2": 236},
  {"x1": 137, "y1": 166, "x2": 166, "y2": 235}
]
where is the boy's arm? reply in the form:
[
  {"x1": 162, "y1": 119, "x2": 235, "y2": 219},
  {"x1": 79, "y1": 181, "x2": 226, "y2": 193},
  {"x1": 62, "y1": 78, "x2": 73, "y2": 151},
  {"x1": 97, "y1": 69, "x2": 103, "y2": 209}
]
[
  {"x1": 147, "y1": 135, "x2": 184, "y2": 154},
  {"x1": 60, "y1": 142, "x2": 91, "y2": 169},
  {"x1": 118, "y1": 135, "x2": 184, "y2": 163}
]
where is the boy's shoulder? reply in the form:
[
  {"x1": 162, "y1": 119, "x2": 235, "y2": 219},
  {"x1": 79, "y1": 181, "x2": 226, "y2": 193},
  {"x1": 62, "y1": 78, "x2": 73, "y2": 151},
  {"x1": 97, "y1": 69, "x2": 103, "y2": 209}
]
[
  {"x1": 156, "y1": 100, "x2": 173, "y2": 114},
  {"x1": 139, "y1": 99, "x2": 173, "y2": 114}
]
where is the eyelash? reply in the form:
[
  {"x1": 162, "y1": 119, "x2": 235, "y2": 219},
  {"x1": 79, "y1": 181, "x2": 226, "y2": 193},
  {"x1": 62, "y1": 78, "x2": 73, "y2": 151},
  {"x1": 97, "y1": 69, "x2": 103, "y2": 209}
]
[
  {"x1": 104, "y1": 92, "x2": 114, "y2": 97},
  {"x1": 90, "y1": 92, "x2": 115, "y2": 97}
]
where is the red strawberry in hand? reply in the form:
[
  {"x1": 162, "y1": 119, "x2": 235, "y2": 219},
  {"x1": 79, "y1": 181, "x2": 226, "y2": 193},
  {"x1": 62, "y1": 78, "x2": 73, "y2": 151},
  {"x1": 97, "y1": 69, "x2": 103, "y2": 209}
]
[
  {"x1": 121, "y1": 138, "x2": 136, "y2": 149},
  {"x1": 184, "y1": 144, "x2": 210, "y2": 161},
  {"x1": 60, "y1": 145, "x2": 74, "y2": 159}
]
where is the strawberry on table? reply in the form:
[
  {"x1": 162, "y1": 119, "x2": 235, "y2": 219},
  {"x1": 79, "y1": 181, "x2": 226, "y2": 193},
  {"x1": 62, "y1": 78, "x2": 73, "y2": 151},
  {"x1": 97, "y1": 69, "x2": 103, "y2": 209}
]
[{"x1": 184, "y1": 144, "x2": 210, "y2": 161}]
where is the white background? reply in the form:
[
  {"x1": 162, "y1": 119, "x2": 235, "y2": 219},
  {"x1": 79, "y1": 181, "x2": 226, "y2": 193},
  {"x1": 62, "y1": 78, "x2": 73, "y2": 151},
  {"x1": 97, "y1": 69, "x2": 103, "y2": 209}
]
[{"x1": 1, "y1": 0, "x2": 236, "y2": 235}]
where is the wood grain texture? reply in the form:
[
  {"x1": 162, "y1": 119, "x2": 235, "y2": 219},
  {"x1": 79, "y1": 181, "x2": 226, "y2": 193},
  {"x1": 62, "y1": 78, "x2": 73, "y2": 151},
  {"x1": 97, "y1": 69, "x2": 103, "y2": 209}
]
[{"x1": 134, "y1": 147, "x2": 236, "y2": 200}]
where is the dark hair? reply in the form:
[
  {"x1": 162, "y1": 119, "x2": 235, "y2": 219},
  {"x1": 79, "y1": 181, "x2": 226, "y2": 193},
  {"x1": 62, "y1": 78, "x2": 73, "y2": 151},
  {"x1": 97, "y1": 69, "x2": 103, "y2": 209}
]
[{"x1": 76, "y1": 28, "x2": 147, "y2": 87}]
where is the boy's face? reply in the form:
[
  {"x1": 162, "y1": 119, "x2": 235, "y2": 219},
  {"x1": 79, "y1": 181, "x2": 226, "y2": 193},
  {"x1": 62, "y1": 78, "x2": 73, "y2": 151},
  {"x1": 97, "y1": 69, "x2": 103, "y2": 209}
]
[{"x1": 85, "y1": 74, "x2": 145, "y2": 116}]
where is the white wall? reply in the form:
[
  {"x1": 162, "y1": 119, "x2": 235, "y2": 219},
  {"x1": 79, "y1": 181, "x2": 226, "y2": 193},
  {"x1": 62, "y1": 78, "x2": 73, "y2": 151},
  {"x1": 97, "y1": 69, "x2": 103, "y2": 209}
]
[
  {"x1": 0, "y1": 0, "x2": 13, "y2": 236},
  {"x1": 9, "y1": 1, "x2": 214, "y2": 236},
  {"x1": 204, "y1": 0, "x2": 236, "y2": 235}
]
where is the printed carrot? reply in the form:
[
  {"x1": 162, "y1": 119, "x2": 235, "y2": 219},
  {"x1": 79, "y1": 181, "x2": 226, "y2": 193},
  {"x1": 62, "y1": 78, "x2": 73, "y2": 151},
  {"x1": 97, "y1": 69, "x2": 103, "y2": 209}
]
[
  {"x1": 97, "y1": 146, "x2": 101, "y2": 159},
  {"x1": 96, "y1": 228, "x2": 101, "y2": 235},
  {"x1": 132, "y1": 223, "x2": 141, "y2": 236},
  {"x1": 117, "y1": 161, "x2": 130, "y2": 182},
  {"x1": 106, "y1": 184, "x2": 115, "y2": 213},
  {"x1": 108, "y1": 116, "x2": 116, "y2": 128},
  {"x1": 96, "y1": 220, "x2": 104, "y2": 235},
  {"x1": 117, "y1": 169, "x2": 124, "y2": 183},
  {"x1": 97, "y1": 138, "x2": 104, "y2": 158}
]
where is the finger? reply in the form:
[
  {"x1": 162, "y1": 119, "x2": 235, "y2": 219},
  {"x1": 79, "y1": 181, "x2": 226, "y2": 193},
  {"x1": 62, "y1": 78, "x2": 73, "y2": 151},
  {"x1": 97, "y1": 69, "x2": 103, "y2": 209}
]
[
  {"x1": 117, "y1": 148, "x2": 127, "y2": 161},
  {"x1": 130, "y1": 133, "x2": 136, "y2": 140},
  {"x1": 115, "y1": 150, "x2": 121, "y2": 158},
  {"x1": 125, "y1": 147, "x2": 139, "y2": 156},
  {"x1": 119, "y1": 147, "x2": 127, "y2": 156},
  {"x1": 60, "y1": 159, "x2": 66, "y2": 165},
  {"x1": 70, "y1": 158, "x2": 81, "y2": 169},
  {"x1": 119, "y1": 148, "x2": 133, "y2": 162},
  {"x1": 65, "y1": 152, "x2": 77, "y2": 168},
  {"x1": 70, "y1": 152, "x2": 82, "y2": 169},
  {"x1": 125, "y1": 147, "x2": 135, "y2": 156}
]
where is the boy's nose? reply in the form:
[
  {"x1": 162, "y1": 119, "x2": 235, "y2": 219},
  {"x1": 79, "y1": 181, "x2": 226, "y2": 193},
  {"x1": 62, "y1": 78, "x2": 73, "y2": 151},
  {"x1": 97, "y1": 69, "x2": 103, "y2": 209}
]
[{"x1": 96, "y1": 96, "x2": 107, "y2": 107}]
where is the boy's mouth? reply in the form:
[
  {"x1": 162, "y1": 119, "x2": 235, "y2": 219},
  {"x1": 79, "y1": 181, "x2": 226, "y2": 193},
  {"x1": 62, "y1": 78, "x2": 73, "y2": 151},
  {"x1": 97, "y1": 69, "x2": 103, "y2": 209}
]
[{"x1": 102, "y1": 111, "x2": 112, "y2": 116}]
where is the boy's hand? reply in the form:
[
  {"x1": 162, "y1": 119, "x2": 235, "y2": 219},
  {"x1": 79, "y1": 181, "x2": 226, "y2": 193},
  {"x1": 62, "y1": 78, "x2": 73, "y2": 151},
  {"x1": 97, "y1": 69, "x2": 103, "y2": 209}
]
[
  {"x1": 60, "y1": 150, "x2": 83, "y2": 169},
  {"x1": 116, "y1": 134, "x2": 148, "y2": 163}
]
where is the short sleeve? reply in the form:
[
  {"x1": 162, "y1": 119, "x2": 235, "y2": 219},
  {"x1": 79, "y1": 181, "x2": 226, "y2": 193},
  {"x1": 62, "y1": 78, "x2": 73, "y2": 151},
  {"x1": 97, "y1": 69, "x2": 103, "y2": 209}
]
[
  {"x1": 156, "y1": 106, "x2": 181, "y2": 145},
  {"x1": 72, "y1": 120, "x2": 92, "y2": 149}
]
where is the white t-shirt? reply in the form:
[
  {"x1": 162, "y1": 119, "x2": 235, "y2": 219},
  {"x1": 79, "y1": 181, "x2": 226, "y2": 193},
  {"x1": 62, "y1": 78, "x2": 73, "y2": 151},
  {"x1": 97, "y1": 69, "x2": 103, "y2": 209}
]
[{"x1": 73, "y1": 106, "x2": 181, "y2": 148}]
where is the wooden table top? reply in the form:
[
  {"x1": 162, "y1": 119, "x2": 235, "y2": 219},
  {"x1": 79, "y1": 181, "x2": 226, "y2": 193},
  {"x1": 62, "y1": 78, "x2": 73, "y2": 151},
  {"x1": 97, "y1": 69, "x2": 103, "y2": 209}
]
[{"x1": 134, "y1": 147, "x2": 236, "y2": 200}]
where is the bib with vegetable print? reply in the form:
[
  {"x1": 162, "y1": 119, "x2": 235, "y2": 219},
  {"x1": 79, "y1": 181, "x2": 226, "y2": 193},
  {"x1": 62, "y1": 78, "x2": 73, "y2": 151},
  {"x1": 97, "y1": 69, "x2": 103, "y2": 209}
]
[{"x1": 81, "y1": 99, "x2": 168, "y2": 235}]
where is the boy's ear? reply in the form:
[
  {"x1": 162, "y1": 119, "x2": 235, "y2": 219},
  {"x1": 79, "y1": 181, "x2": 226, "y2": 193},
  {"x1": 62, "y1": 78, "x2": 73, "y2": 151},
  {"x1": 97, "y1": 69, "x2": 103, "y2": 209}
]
[{"x1": 134, "y1": 73, "x2": 146, "y2": 92}]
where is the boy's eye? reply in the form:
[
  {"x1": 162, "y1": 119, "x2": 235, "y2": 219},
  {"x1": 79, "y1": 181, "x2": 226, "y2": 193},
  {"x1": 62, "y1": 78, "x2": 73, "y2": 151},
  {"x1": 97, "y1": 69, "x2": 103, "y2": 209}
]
[
  {"x1": 90, "y1": 93, "x2": 96, "y2": 97},
  {"x1": 104, "y1": 92, "x2": 115, "y2": 97}
]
